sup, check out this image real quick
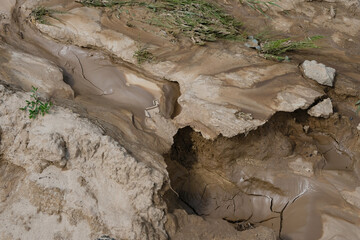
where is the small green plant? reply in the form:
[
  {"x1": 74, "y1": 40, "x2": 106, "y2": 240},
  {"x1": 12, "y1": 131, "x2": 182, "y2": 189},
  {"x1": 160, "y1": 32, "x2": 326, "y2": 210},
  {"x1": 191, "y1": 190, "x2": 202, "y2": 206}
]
[
  {"x1": 134, "y1": 48, "x2": 154, "y2": 64},
  {"x1": 260, "y1": 36, "x2": 323, "y2": 61},
  {"x1": 20, "y1": 86, "x2": 53, "y2": 119},
  {"x1": 30, "y1": 6, "x2": 61, "y2": 24},
  {"x1": 356, "y1": 100, "x2": 360, "y2": 113},
  {"x1": 239, "y1": 0, "x2": 281, "y2": 16}
]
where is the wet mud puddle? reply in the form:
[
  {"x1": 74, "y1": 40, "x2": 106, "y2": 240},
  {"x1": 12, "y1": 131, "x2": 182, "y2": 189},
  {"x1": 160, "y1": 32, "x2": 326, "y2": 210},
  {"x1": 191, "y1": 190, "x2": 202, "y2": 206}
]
[{"x1": 58, "y1": 45, "x2": 158, "y2": 117}]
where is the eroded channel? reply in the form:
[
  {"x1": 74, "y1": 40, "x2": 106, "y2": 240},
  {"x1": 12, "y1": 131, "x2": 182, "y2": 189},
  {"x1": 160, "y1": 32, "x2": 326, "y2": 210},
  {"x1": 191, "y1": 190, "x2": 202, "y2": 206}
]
[{"x1": 0, "y1": 0, "x2": 359, "y2": 239}]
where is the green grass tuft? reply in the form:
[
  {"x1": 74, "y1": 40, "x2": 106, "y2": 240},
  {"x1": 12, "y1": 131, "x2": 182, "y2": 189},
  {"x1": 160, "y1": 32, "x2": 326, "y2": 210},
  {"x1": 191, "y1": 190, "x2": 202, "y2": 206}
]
[
  {"x1": 77, "y1": 0, "x2": 244, "y2": 45},
  {"x1": 134, "y1": 47, "x2": 154, "y2": 64},
  {"x1": 239, "y1": 0, "x2": 281, "y2": 17},
  {"x1": 30, "y1": 6, "x2": 62, "y2": 24},
  {"x1": 259, "y1": 36, "x2": 323, "y2": 61}
]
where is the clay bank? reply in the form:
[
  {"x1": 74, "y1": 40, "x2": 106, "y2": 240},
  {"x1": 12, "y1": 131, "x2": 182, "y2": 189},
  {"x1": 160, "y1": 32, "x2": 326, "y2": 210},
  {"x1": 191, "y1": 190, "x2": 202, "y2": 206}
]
[{"x1": 0, "y1": 0, "x2": 359, "y2": 239}]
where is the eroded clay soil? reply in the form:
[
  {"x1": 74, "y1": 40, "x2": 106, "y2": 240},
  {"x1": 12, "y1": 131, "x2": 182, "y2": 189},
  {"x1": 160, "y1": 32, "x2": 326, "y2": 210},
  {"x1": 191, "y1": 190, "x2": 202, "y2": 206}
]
[{"x1": 0, "y1": 0, "x2": 359, "y2": 239}]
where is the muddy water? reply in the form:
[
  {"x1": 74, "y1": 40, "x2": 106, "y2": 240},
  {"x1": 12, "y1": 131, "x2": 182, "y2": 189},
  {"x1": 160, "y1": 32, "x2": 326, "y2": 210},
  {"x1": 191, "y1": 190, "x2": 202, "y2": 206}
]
[
  {"x1": 0, "y1": 0, "x2": 184, "y2": 156},
  {"x1": 58, "y1": 45, "x2": 158, "y2": 117},
  {"x1": 8, "y1": 31, "x2": 160, "y2": 118},
  {"x1": 3, "y1": 0, "x2": 178, "y2": 119},
  {"x1": 1, "y1": 0, "x2": 360, "y2": 239}
]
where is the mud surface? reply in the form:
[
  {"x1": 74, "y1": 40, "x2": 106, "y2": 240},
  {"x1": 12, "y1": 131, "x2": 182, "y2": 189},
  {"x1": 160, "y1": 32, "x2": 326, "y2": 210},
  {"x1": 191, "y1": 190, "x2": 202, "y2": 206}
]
[
  {"x1": 0, "y1": 0, "x2": 359, "y2": 239},
  {"x1": 166, "y1": 111, "x2": 360, "y2": 239}
]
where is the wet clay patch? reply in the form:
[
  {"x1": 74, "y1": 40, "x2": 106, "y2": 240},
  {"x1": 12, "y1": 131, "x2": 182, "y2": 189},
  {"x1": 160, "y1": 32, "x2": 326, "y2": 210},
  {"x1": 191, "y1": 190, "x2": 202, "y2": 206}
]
[{"x1": 165, "y1": 111, "x2": 360, "y2": 239}]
